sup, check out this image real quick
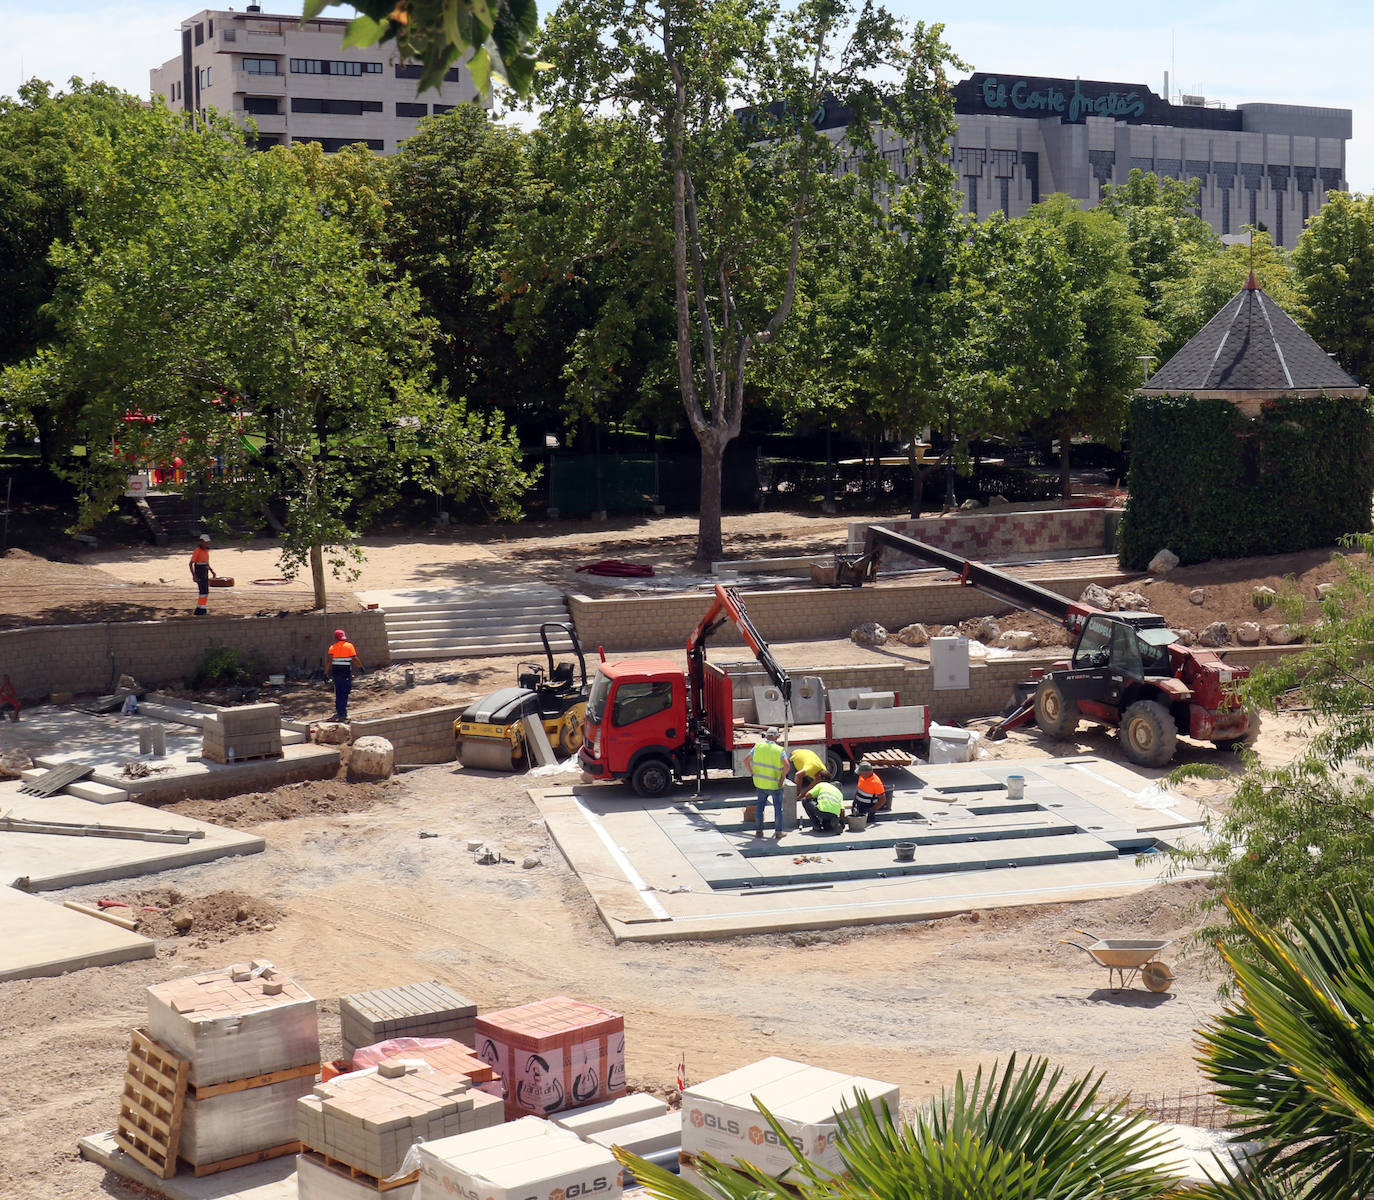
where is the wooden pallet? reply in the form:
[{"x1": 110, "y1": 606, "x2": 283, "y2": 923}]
[
  {"x1": 184, "y1": 1139, "x2": 300, "y2": 1177},
  {"x1": 302, "y1": 1148, "x2": 419, "y2": 1192},
  {"x1": 188, "y1": 1059, "x2": 320, "y2": 1099},
  {"x1": 863, "y1": 748, "x2": 915, "y2": 767},
  {"x1": 18, "y1": 762, "x2": 93, "y2": 796},
  {"x1": 114, "y1": 1028, "x2": 189, "y2": 1179}
]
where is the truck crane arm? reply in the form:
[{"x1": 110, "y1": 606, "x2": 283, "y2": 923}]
[
  {"x1": 861, "y1": 525, "x2": 1097, "y2": 632},
  {"x1": 686, "y1": 585, "x2": 791, "y2": 730}
]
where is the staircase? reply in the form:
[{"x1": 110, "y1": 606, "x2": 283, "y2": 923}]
[{"x1": 366, "y1": 584, "x2": 577, "y2": 661}]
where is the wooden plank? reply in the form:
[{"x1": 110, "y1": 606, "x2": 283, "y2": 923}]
[
  {"x1": 63, "y1": 900, "x2": 140, "y2": 930},
  {"x1": 185, "y1": 1139, "x2": 300, "y2": 1177},
  {"x1": 188, "y1": 1059, "x2": 320, "y2": 1098},
  {"x1": 17, "y1": 762, "x2": 94, "y2": 796},
  {"x1": 302, "y1": 1149, "x2": 420, "y2": 1192}
]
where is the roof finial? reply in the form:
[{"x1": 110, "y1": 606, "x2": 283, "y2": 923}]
[{"x1": 1246, "y1": 228, "x2": 1259, "y2": 290}]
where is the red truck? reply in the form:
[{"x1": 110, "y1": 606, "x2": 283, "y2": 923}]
[{"x1": 577, "y1": 584, "x2": 931, "y2": 796}]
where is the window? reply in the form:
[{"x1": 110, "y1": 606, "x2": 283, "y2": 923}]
[
  {"x1": 612, "y1": 680, "x2": 674, "y2": 727},
  {"x1": 396, "y1": 102, "x2": 427, "y2": 117},
  {"x1": 242, "y1": 57, "x2": 279, "y2": 75},
  {"x1": 194, "y1": 22, "x2": 204, "y2": 45},
  {"x1": 243, "y1": 96, "x2": 279, "y2": 115},
  {"x1": 1073, "y1": 617, "x2": 1113, "y2": 670},
  {"x1": 207, "y1": 19, "x2": 213, "y2": 37},
  {"x1": 432, "y1": 103, "x2": 454, "y2": 113},
  {"x1": 291, "y1": 97, "x2": 382, "y2": 115},
  {"x1": 305, "y1": 136, "x2": 385, "y2": 153},
  {"x1": 394, "y1": 64, "x2": 464, "y2": 82},
  {"x1": 290, "y1": 57, "x2": 382, "y2": 76}
]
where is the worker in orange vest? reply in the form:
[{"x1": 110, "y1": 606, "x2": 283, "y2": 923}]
[
  {"x1": 188, "y1": 533, "x2": 217, "y2": 616},
  {"x1": 852, "y1": 760, "x2": 888, "y2": 827},
  {"x1": 328, "y1": 629, "x2": 358, "y2": 722}
]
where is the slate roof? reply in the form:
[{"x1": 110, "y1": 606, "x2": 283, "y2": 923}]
[{"x1": 1143, "y1": 276, "x2": 1360, "y2": 392}]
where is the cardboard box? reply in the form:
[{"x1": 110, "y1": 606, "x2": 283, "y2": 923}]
[
  {"x1": 417, "y1": 1116, "x2": 623, "y2": 1200},
  {"x1": 474, "y1": 997, "x2": 625, "y2": 1119},
  {"x1": 587, "y1": 1112, "x2": 682, "y2": 1156},
  {"x1": 681, "y1": 1057, "x2": 899, "y2": 1180}
]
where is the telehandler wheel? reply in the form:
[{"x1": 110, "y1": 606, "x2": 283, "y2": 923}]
[
  {"x1": 1121, "y1": 699, "x2": 1177, "y2": 767},
  {"x1": 1034, "y1": 680, "x2": 1080, "y2": 739},
  {"x1": 631, "y1": 758, "x2": 673, "y2": 798},
  {"x1": 1213, "y1": 710, "x2": 1261, "y2": 751}
]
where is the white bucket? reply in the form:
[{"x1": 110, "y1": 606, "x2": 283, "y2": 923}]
[{"x1": 1006, "y1": 774, "x2": 1025, "y2": 799}]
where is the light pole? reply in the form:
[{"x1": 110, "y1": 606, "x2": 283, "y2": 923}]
[{"x1": 1135, "y1": 354, "x2": 1156, "y2": 384}]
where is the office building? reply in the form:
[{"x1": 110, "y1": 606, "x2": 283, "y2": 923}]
[{"x1": 150, "y1": 6, "x2": 480, "y2": 154}]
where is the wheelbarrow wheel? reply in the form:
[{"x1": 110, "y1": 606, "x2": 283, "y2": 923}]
[{"x1": 1142, "y1": 960, "x2": 1174, "y2": 993}]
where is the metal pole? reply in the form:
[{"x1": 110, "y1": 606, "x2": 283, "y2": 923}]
[{"x1": 943, "y1": 400, "x2": 956, "y2": 511}]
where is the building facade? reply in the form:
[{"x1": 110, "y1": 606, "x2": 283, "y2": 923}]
[
  {"x1": 150, "y1": 7, "x2": 480, "y2": 154},
  {"x1": 825, "y1": 72, "x2": 1351, "y2": 248}
]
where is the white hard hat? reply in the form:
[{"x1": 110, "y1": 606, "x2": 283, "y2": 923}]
[
  {"x1": 764, "y1": 726, "x2": 781, "y2": 740},
  {"x1": 199, "y1": 533, "x2": 210, "y2": 541}
]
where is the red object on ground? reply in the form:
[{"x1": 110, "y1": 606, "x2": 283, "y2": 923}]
[
  {"x1": 321, "y1": 1058, "x2": 352, "y2": 1082},
  {"x1": 575, "y1": 560, "x2": 655, "y2": 577}
]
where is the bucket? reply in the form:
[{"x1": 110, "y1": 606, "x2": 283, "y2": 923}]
[
  {"x1": 1006, "y1": 774, "x2": 1025, "y2": 799},
  {"x1": 846, "y1": 812, "x2": 867, "y2": 833},
  {"x1": 895, "y1": 842, "x2": 916, "y2": 862}
]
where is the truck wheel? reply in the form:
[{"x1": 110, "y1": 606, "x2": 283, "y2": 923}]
[
  {"x1": 1034, "y1": 680, "x2": 1080, "y2": 739},
  {"x1": 630, "y1": 758, "x2": 673, "y2": 798},
  {"x1": 824, "y1": 749, "x2": 845, "y2": 780},
  {"x1": 1121, "y1": 700, "x2": 1177, "y2": 767},
  {"x1": 1213, "y1": 711, "x2": 1261, "y2": 750}
]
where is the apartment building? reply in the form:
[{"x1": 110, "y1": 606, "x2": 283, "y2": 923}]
[{"x1": 150, "y1": 6, "x2": 480, "y2": 154}]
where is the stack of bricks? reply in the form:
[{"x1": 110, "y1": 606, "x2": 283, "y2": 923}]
[
  {"x1": 474, "y1": 996, "x2": 625, "y2": 1120},
  {"x1": 296, "y1": 1060, "x2": 505, "y2": 1199},
  {"x1": 340, "y1": 982, "x2": 477, "y2": 1063},
  {"x1": 363, "y1": 1041, "x2": 499, "y2": 1093},
  {"x1": 201, "y1": 702, "x2": 283, "y2": 764},
  {"x1": 145, "y1": 961, "x2": 320, "y2": 1172}
]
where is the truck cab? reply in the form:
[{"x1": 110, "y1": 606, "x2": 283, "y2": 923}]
[{"x1": 578, "y1": 659, "x2": 689, "y2": 796}]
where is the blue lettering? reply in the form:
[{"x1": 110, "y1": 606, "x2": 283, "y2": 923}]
[
  {"x1": 981, "y1": 76, "x2": 1007, "y2": 110},
  {"x1": 982, "y1": 76, "x2": 1149, "y2": 123}
]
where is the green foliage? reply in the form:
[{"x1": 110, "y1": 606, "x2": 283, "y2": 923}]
[
  {"x1": 189, "y1": 644, "x2": 257, "y2": 689},
  {"x1": 619, "y1": 1057, "x2": 1177, "y2": 1200},
  {"x1": 1292, "y1": 190, "x2": 1374, "y2": 386},
  {"x1": 1197, "y1": 892, "x2": 1374, "y2": 1199},
  {"x1": 1119, "y1": 393, "x2": 1374, "y2": 568},
  {"x1": 304, "y1": 0, "x2": 540, "y2": 97}
]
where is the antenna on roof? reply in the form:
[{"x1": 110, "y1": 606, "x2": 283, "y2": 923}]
[{"x1": 1246, "y1": 228, "x2": 1258, "y2": 290}]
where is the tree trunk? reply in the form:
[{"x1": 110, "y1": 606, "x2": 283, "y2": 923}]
[
  {"x1": 310, "y1": 543, "x2": 326, "y2": 610},
  {"x1": 694, "y1": 432, "x2": 725, "y2": 567}
]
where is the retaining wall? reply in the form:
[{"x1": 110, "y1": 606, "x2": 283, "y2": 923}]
[
  {"x1": 0, "y1": 610, "x2": 390, "y2": 701},
  {"x1": 349, "y1": 704, "x2": 466, "y2": 764},
  {"x1": 847, "y1": 508, "x2": 1121, "y2": 561}
]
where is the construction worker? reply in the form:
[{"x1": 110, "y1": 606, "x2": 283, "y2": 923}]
[
  {"x1": 188, "y1": 533, "x2": 216, "y2": 616},
  {"x1": 789, "y1": 746, "x2": 826, "y2": 797},
  {"x1": 743, "y1": 726, "x2": 790, "y2": 839},
  {"x1": 328, "y1": 628, "x2": 358, "y2": 722},
  {"x1": 852, "y1": 760, "x2": 888, "y2": 827},
  {"x1": 802, "y1": 773, "x2": 846, "y2": 835}
]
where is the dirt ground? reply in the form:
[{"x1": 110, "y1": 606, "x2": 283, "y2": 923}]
[{"x1": 0, "y1": 511, "x2": 1331, "y2": 1199}]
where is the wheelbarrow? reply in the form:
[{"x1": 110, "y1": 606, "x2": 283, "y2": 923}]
[{"x1": 1061, "y1": 928, "x2": 1175, "y2": 992}]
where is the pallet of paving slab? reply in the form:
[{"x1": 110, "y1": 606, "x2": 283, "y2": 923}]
[
  {"x1": 182, "y1": 1138, "x2": 301, "y2": 1177},
  {"x1": 114, "y1": 1027, "x2": 189, "y2": 1180},
  {"x1": 17, "y1": 762, "x2": 93, "y2": 795},
  {"x1": 302, "y1": 1148, "x2": 420, "y2": 1192},
  {"x1": 185, "y1": 1059, "x2": 320, "y2": 1099}
]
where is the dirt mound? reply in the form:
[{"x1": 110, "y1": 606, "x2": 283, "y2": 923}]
[
  {"x1": 166, "y1": 778, "x2": 397, "y2": 828},
  {"x1": 100, "y1": 887, "x2": 284, "y2": 944}
]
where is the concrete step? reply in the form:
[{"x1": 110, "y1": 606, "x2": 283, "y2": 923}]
[
  {"x1": 383, "y1": 599, "x2": 570, "y2": 618},
  {"x1": 64, "y1": 779, "x2": 131, "y2": 805},
  {"x1": 389, "y1": 631, "x2": 576, "y2": 652},
  {"x1": 391, "y1": 643, "x2": 557, "y2": 661},
  {"x1": 385, "y1": 613, "x2": 571, "y2": 633}
]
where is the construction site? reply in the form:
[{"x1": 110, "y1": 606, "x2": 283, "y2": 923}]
[{"x1": 0, "y1": 504, "x2": 1332, "y2": 1199}]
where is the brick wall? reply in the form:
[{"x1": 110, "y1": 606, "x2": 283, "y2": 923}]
[
  {"x1": 349, "y1": 704, "x2": 466, "y2": 763},
  {"x1": 0, "y1": 610, "x2": 390, "y2": 701},
  {"x1": 568, "y1": 569, "x2": 1126, "y2": 654},
  {"x1": 847, "y1": 508, "x2": 1120, "y2": 562}
]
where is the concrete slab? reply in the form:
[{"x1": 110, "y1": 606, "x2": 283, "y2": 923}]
[
  {"x1": 0, "y1": 888, "x2": 155, "y2": 981},
  {"x1": 534, "y1": 757, "x2": 1212, "y2": 941},
  {"x1": 79, "y1": 1130, "x2": 297, "y2": 1200},
  {"x1": 0, "y1": 782, "x2": 265, "y2": 891}
]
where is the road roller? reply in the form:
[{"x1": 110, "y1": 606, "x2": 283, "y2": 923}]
[{"x1": 455, "y1": 623, "x2": 589, "y2": 771}]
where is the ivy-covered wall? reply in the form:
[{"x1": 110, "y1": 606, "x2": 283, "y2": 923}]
[{"x1": 1119, "y1": 393, "x2": 1374, "y2": 569}]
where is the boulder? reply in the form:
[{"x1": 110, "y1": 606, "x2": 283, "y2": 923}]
[
  {"x1": 938, "y1": 625, "x2": 959, "y2": 637},
  {"x1": 1113, "y1": 590, "x2": 1151, "y2": 611},
  {"x1": 0, "y1": 748, "x2": 34, "y2": 779},
  {"x1": 996, "y1": 630, "x2": 1038, "y2": 651},
  {"x1": 987, "y1": 494, "x2": 1010, "y2": 506},
  {"x1": 347, "y1": 735, "x2": 395, "y2": 781},
  {"x1": 970, "y1": 616, "x2": 1001, "y2": 643},
  {"x1": 850, "y1": 622, "x2": 888, "y2": 647},
  {"x1": 1252, "y1": 585, "x2": 1277, "y2": 610},
  {"x1": 312, "y1": 721, "x2": 352, "y2": 745},
  {"x1": 1081, "y1": 583, "x2": 1115, "y2": 610},
  {"x1": 1199, "y1": 621, "x2": 1231, "y2": 647},
  {"x1": 1265, "y1": 624, "x2": 1304, "y2": 646},
  {"x1": 1189, "y1": 588, "x2": 1206, "y2": 606},
  {"x1": 1171, "y1": 628, "x2": 1196, "y2": 646},
  {"x1": 896, "y1": 623, "x2": 930, "y2": 647},
  {"x1": 1235, "y1": 622, "x2": 1263, "y2": 646},
  {"x1": 1316, "y1": 582, "x2": 1336, "y2": 600},
  {"x1": 1147, "y1": 549, "x2": 1180, "y2": 575},
  {"x1": 522, "y1": 855, "x2": 542, "y2": 870},
  {"x1": 959, "y1": 498, "x2": 981, "y2": 511}
]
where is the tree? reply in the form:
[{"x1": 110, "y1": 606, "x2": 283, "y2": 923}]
[
  {"x1": 1291, "y1": 190, "x2": 1374, "y2": 385},
  {"x1": 1196, "y1": 890, "x2": 1374, "y2": 1200},
  {"x1": 303, "y1": 0, "x2": 540, "y2": 96},
  {"x1": 534, "y1": 0, "x2": 961, "y2": 564},
  {"x1": 1, "y1": 107, "x2": 528, "y2": 606}
]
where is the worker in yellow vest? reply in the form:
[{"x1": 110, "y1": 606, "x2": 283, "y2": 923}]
[
  {"x1": 743, "y1": 726, "x2": 790, "y2": 839},
  {"x1": 852, "y1": 761, "x2": 888, "y2": 827},
  {"x1": 789, "y1": 746, "x2": 826, "y2": 797},
  {"x1": 802, "y1": 775, "x2": 846, "y2": 835}
]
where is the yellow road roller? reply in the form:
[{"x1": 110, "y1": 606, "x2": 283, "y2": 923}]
[{"x1": 455, "y1": 623, "x2": 589, "y2": 771}]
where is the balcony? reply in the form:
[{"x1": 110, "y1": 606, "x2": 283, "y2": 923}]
[
  {"x1": 232, "y1": 69, "x2": 286, "y2": 95},
  {"x1": 235, "y1": 110, "x2": 287, "y2": 135},
  {"x1": 236, "y1": 27, "x2": 286, "y2": 51}
]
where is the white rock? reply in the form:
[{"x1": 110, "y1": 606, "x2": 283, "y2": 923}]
[
  {"x1": 997, "y1": 630, "x2": 1038, "y2": 651},
  {"x1": 466, "y1": 838, "x2": 484, "y2": 852},
  {"x1": 1316, "y1": 582, "x2": 1336, "y2": 600},
  {"x1": 1171, "y1": 628, "x2": 1196, "y2": 646},
  {"x1": 312, "y1": 721, "x2": 352, "y2": 745},
  {"x1": 1235, "y1": 622, "x2": 1262, "y2": 645},
  {"x1": 1189, "y1": 588, "x2": 1206, "y2": 606},
  {"x1": 1199, "y1": 621, "x2": 1231, "y2": 647},
  {"x1": 522, "y1": 856, "x2": 542, "y2": 870},
  {"x1": 851, "y1": 622, "x2": 889, "y2": 646},
  {"x1": 1252, "y1": 585, "x2": 1277, "y2": 610},
  {"x1": 960, "y1": 498, "x2": 981, "y2": 510},
  {"x1": 971, "y1": 616, "x2": 1001, "y2": 643},
  {"x1": 896, "y1": 623, "x2": 930, "y2": 647},
  {"x1": 1113, "y1": 590, "x2": 1151, "y2": 611},
  {"x1": 347, "y1": 735, "x2": 395, "y2": 781},
  {"x1": 938, "y1": 625, "x2": 959, "y2": 637},
  {"x1": 1081, "y1": 583, "x2": 1115, "y2": 610},
  {"x1": 1265, "y1": 624, "x2": 1303, "y2": 646},
  {"x1": 0, "y1": 748, "x2": 33, "y2": 779},
  {"x1": 1147, "y1": 549, "x2": 1180, "y2": 575}
]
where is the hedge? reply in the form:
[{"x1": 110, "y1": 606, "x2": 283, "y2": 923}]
[{"x1": 1118, "y1": 393, "x2": 1374, "y2": 569}]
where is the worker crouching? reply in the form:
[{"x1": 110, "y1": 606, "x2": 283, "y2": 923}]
[
  {"x1": 852, "y1": 761, "x2": 888, "y2": 827},
  {"x1": 802, "y1": 774, "x2": 846, "y2": 835}
]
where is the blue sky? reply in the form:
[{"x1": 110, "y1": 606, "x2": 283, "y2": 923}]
[{"x1": 2, "y1": 0, "x2": 1370, "y2": 190}]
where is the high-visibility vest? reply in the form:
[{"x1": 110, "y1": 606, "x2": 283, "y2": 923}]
[
  {"x1": 750, "y1": 740, "x2": 786, "y2": 788},
  {"x1": 329, "y1": 640, "x2": 357, "y2": 668},
  {"x1": 809, "y1": 782, "x2": 844, "y2": 816},
  {"x1": 856, "y1": 773, "x2": 885, "y2": 798},
  {"x1": 190, "y1": 546, "x2": 210, "y2": 566}
]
